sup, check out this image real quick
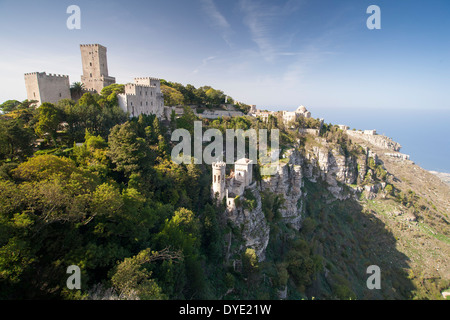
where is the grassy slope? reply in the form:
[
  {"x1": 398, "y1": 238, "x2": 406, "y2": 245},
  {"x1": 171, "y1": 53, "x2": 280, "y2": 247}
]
[{"x1": 305, "y1": 133, "x2": 450, "y2": 300}]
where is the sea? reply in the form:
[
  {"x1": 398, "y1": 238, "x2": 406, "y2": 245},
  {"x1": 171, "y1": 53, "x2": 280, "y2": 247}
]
[{"x1": 312, "y1": 107, "x2": 450, "y2": 174}]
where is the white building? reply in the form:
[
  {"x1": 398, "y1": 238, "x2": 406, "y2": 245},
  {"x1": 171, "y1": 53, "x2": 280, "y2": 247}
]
[
  {"x1": 212, "y1": 158, "x2": 254, "y2": 210},
  {"x1": 117, "y1": 77, "x2": 165, "y2": 118}
]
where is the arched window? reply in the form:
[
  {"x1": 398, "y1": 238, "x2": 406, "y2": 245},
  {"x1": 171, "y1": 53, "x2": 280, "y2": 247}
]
[{"x1": 214, "y1": 175, "x2": 216, "y2": 183}]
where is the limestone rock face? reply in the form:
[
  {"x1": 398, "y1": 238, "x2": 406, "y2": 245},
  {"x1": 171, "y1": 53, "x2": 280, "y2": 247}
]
[
  {"x1": 303, "y1": 143, "x2": 358, "y2": 200},
  {"x1": 261, "y1": 149, "x2": 304, "y2": 230},
  {"x1": 224, "y1": 140, "x2": 371, "y2": 261},
  {"x1": 346, "y1": 131, "x2": 401, "y2": 151},
  {"x1": 227, "y1": 183, "x2": 270, "y2": 261}
]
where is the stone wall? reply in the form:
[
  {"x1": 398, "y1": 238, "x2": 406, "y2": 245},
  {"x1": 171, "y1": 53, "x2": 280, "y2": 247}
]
[
  {"x1": 118, "y1": 80, "x2": 165, "y2": 118},
  {"x1": 24, "y1": 72, "x2": 71, "y2": 106},
  {"x1": 80, "y1": 44, "x2": 116, "y2": 93}
]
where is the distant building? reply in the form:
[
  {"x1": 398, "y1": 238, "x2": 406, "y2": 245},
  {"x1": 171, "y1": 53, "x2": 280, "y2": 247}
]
[
  {"x1": 249, "y1": 105, "x2": 312, "y2": 124},
  {"x1": 24, "y1": 72, "x2": 71, "y2": 106}
]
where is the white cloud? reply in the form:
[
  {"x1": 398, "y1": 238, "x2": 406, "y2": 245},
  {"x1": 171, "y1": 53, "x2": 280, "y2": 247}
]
[
  {"x1": 238, "y1": 0, "x2": 305, "y2": 62},
  {"x1": 200, "y1": 0, "x2": 233, "y2": 47}
]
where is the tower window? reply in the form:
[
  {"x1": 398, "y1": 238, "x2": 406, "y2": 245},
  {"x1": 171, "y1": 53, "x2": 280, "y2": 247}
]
[
  {"x1": 90, "y1": 73, "x2": 92, "y2": 78},
  {"x1": 90, "y1": 62, "x2": 92, "y2": 66},
  {"x1": 214, "y1": 175, "x2": 216, "y2": 183}
]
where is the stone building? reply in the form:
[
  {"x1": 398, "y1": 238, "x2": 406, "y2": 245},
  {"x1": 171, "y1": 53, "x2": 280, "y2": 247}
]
[
  {"x1": 24, "y1": 72, "x2": 71, "y2": 106},
  {"x1": 80, "y1": 44, "x2": 116, "y2": 93},
  {"x1": 211, "y1": 161, "x2": 226, "y2": 201},
  {"x1": 117, "y1": 77, "x2": 165, "y2": 118},
  {"x1": 211, "y1": 158, "x2": 254, "y2": 210},
  {"x1": 282, "y1": 105, "x2": 311, "y2": 124},
  {"x1": 249, "y1": 105, "x2": 312, "y2": 124}
]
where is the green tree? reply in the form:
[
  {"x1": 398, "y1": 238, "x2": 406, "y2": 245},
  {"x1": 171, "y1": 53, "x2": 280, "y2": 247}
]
[
  {"x1": 0, "y1": 119, "x2": 35, "y2": 161},
  {"x1": 70, "y1": 82, "x2": 85, "y2": 101},
  {"x1": 100, "y1": 83, "x2": 125, "y2": 96},
  {"x1": 0, "y1": 100, "x2": 21, "y2": 113},
  {"x1": 108, "y1": 122, "x2": 152, "y2": 177},
  {"x1": 34, "y1": 102, "x2": 61, "y2": 146},
  {"x1": 161, "y1": 85, "x2": 184, "y2": 106}
]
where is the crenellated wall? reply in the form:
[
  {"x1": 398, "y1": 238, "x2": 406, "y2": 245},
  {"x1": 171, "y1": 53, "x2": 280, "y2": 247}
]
[{"x1": 24, "y1": 72, "x2": 71, "y2": 106}]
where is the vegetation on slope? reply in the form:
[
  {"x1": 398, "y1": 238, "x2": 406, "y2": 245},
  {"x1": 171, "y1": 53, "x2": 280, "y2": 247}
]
[{"x1": 0, "y1": 86, "x2": 448, "y2": 300}]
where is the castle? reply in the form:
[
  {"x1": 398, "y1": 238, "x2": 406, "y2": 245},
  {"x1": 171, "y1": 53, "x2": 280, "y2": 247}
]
[
  {"x1": 248, "y1": 105, "x2": 312, "y2": 124},
  {"x1": 212, "y1": 158, "x2": 254, "y2": 210},
  {"x1": 24, "y1": 72, "x2": 71, "y2": 106},
  {"x1": 80, "y1": 44, "x2": 116, "y2": 93},
  {"x1": 24, "y1": 44, "x2": 166, "y2": 119},
  {"x1": 117, "y1": 77, "x2": 165, "y2": 118}
]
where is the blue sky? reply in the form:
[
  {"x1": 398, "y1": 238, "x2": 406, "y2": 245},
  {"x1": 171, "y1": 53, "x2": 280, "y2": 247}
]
[{"x1": 0, "y1": 0, "x2": 449, "y2": 111}]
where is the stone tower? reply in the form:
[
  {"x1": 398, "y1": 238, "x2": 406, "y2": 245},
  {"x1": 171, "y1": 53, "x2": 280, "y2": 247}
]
[
  {"x1": 234, "y1": 158, "x2": 253, "y2": 187},
  {"x1": 212, "y1": 161, "x2": 226, "y2": 201},
  {"x1": 80, "y1": 44, "x2": 116, "y2": 93}
]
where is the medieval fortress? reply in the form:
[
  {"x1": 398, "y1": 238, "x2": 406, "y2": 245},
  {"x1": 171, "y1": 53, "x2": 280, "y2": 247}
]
[{"x1": 24, "y1": 44, "x2": 165, "y2": 119}]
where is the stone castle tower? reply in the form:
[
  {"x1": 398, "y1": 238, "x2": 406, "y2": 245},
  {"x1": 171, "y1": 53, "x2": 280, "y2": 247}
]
[
  {"x1": 24, "y1": 72, "x2": 71, "y2": 107},
  {"x1": 212, "y1": 161, "x2": 226, "y2": 201},
  {"x1": 80, "y1": 44, "x2": 116, "y2": 93},
  {"x1": 117, "y1": 77, "x2": 165, "y2": 118}
]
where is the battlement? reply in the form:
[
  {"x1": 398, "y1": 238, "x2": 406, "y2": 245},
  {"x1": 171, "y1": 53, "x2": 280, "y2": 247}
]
[
  {"x1": 80, "y1": 44, "x2": 106, "y2": 49},
  {"x1": 26, "y1": 72, "x2": 69, "y2": 79},
  {"x1": 25, "y1": 72, "x2": 69, "y2": 79},
  {"x1": 46, "y1": 73, "x2": 69, "y2": 78},
  {"x1": 126, "y1": 83, "x2": 157, "y2": 89},
  {"x1": 134, "y1": 77, "x2": 160, "y2": 81},
  {"x1": 24, "y1": 72, "x2": 41, "y2": 76},
  {"x1": 212, "y1": 161, "x2": 226, "y2": 169}
]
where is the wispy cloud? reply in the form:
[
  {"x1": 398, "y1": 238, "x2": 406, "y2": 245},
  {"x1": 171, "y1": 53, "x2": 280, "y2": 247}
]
[
  {"x1": 239, "y1": 0, "x2": 276, "y2": 61},
  {"x1": 200, "y1": 0, "x2": 233, "y2": 47},
  {"x1": 192, "y1": 56, "x2": 217, "y2": 74},
  {"x1": 239, "y1": 0, "x2": 305, "y2": 62}
]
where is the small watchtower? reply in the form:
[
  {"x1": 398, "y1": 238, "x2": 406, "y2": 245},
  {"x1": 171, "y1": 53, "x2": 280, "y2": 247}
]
[
  {"x1": 234, "y1": 158, "x2": 253, "y2": 187},
  {"x1": 212, "y1": 161, "x2": 226, "y2": 201}
]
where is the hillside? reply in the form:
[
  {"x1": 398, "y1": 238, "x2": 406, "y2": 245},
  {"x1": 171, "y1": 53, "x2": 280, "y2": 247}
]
[
  {"x1": 220, "y1": 126, "x2": 450, "y2": 300},
  {"x1": 430, "y1": 171, "x2": 450, "y2": 187},
  {"x1": 330, "y1": 132, "x2": 450, "y2": 299},
  {"x1": 0, "y1": 94, "x2": 448, "y2": 300}
]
